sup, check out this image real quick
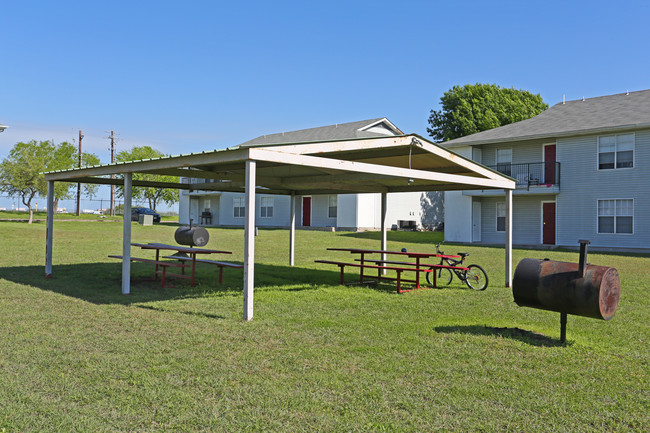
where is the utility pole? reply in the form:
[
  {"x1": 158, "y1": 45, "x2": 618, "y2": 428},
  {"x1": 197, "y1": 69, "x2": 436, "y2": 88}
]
[
  {"x1": 76, "y1": 129, "x2": 84, "y2": 216},
  {"x1": 106, "y1": 131, "x2": 119, "y2": 215}
]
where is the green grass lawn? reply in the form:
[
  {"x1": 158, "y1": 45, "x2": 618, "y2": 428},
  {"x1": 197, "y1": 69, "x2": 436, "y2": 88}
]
[
  {"x1": 0, "y1": 210, "x2": 176, "y2": 222},
  {"x1": 0, "y1": 221, "x2": 648, "y2": 432}
]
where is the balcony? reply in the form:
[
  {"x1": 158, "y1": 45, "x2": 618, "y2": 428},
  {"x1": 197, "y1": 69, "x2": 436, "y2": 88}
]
[
  {"x1": 491, "y1": 161, "x2": 560, "y2": 189},
  {"x1": 463, "y1": 162, "x2": 560, "y2": 196}
]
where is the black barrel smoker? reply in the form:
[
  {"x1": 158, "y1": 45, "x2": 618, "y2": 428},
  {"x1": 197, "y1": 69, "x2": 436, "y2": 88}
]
[
  {"x1": 174, "y1": 219, "x2": 209, "y2": 247},
  {"x1": 512, "y1": 240, "x2": 620, "y2": 342}
]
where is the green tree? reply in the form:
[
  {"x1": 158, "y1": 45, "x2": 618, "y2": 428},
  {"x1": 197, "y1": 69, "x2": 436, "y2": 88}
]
[
  {"x1": 427, "y1": 83, "x2": 548, "y2": 142},
  {"x1": 0, "y1": 140, "x2": 102, "y2": 222},
  {"x1": 43, "y1": 141, "x2": 102, "y2": 213},
  {"x1": 116, "y1": 146, "x2": 179, "y2": 211},
  {"x1": 0, "y1": 140, "x2": 52, "y2": 223}
]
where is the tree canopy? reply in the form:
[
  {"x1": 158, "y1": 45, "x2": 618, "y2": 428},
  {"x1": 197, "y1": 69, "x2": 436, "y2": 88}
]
[
  {"x1": 427, "y1": 83, "x2": 548, "y2": 142},
  {"x1": 116, "y1": 146, "x2": 179, "y2": 211},
  {"x1": 0, "y1": 140, "x2": 101, "y2": 222}
]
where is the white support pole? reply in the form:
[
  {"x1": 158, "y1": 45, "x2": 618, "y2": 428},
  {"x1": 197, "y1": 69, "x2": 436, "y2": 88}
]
[
  {"x1": 381, "y1": 192, "x2": 387, "y2": 275},
  {"x1": 122, "y1": 173, "x2": 132, "y2": 295},
  {"x1": 243, "y1": 160, "x2": 256, "y2": 321},
  {"x1": 505, "y1": 189, "x2": 513, "y2": 288},
  {"x1": 289, "y1": 192, "x2": 296, "y2": 266},
  {"x1": 45, "y1": 180, "x2": 54, "y2": 278}
]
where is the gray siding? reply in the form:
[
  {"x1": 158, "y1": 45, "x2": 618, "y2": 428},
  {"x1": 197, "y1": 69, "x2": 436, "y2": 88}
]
[
  {"x1": 479, "y1": 196, "x2": 546, "y2": 245},
  {"x1": 480, "y1": 138, "x2": 552, "y2": 166},
  {"x1": 310, "y1": 195, "x2": 337, "y2": 227},
  {"x1": 556, "y1": 128, "x2": 650, "y2": 249},
  {"x1": 218, "y1": 192, "x2": 291, "y2": 227}
]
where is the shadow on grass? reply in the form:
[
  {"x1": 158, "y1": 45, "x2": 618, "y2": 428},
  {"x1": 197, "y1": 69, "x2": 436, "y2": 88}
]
[
  {"x1": 434, "y1": 325, "x2": 567, "y2": 347},
  {"x1": 0, "y1": 261, "x2": 398, "y2": 306},
  {"x1": 338, "y1": 230, "x2": 444, "y2": 245}
]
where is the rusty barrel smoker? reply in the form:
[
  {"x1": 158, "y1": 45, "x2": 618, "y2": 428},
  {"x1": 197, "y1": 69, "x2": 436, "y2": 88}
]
[{"x1": 512, "y1": 240, "x2": 620, "y2": 342}]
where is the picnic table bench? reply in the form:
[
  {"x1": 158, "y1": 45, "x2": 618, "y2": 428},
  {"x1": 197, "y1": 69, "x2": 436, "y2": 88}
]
[
  {"x1": 108, "y1": 255, "x2": 189, "y2": 288},
  {"x1": 110, "y1": 243, "x2": 236, "y2": 289},
  {"x1": 163, "y1": 256, "x2": 243, "y2": 283},
  {"x1": 316, "y1": 248, "x2": 468, "y2": 293}
]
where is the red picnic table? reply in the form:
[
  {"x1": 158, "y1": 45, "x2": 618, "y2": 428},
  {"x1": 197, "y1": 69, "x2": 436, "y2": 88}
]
[
  {"x1": 131, "y1": 243, "x2": 233, "y2": 286},
  {"x1": 321, "y1": 248, "x2": 466, "y2": 293}
]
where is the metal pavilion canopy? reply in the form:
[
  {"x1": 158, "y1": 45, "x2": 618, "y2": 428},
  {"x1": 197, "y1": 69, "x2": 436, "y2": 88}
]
[{"x1": 44, "y1": 134, "x2": 516, "y2": 320}]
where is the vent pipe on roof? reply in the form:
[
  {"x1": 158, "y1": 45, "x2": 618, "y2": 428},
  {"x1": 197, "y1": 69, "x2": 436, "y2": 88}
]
[
  {"x1": 562, "y1": 94, "x2": 565, "y2": 104},
  {"x1": 582, "y1": 96, "x2": 585, "y2": 102},
  {"x1": 626, "y1": 89, "x2": 629, "y2": 95}
]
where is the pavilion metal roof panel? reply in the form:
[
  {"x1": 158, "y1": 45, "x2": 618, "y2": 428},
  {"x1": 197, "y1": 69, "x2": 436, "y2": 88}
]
[{"x1": 44, "y1": 134, "x2": 515, "y2": 194}]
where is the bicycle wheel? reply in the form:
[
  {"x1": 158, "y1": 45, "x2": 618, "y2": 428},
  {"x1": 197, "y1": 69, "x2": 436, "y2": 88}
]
[
  {"x1": 465, "y1": 264, "x2": 488, "y2": 291},
  {"x1": 426, "y1": 267, "x2": 453, "y2": 287}
]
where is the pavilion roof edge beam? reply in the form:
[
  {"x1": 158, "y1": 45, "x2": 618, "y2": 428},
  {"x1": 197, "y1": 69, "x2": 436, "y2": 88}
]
[
  {"x1": 248, "y1": 148, "x2": 516, "y2": 190},
  {"x1": 67, "y1": 176, "x2": 192, "y2": 189},
  {"x1": 263, "y1": 135, "x2": 417, "y2": 155},
  {"x1": 187, "y1": 186, "x2": 294, "y2": 195},
  {"x1": 280, "y1": 182, "x2": 389, "y2": 193},
  {"x1": 44, "y1": 148, "x2": 251, "y2": 181},
  {"x1": 280, "y1": 172, "x2": 398, "y2": 184},
  {"x1": 190, "y1": 176, "x2": 281, "y2": 189}
]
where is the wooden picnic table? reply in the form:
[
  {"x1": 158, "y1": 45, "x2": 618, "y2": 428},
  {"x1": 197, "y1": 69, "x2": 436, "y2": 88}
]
[
  {"x1": 131, "y1": 243, "x2": 233, "y2": 286},
  {"x1": 323, "y1": 248, "x2": 464, "y2": 292}
]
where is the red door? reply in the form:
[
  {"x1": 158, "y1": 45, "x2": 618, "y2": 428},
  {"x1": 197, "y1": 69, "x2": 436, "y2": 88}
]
[
  {"x1": 544, "y1": 144, "x2": 556, "y2": 184},
  {"x1": 302, "y1": 197, "x2": 311, "y2": 226},
  {"x1": 543, "y1": 202, "x2": 556, "y2": 245}
]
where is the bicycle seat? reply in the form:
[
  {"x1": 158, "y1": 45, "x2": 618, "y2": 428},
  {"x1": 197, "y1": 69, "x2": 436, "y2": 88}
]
[{"x1": 458, "y1": 253, "x2": 469, "y2": 258}]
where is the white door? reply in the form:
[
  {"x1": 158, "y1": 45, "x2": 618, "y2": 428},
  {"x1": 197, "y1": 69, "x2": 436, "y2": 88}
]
[
  {"x1": 189, "y1": 197, "x2": 200, "y2": 225},
  {"x1": 472, "y1": 201, "x2": 481, "y2": 242}
]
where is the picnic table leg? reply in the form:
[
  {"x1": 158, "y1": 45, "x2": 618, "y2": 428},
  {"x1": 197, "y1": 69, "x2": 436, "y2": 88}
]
[
  {"x1": 339, "y1": 264, "x2": 345, "y2": 285},
  {"x1": 161, "y1": 266, "x2": 167, "y2": 288},
  {"x1": 415, "y1": 257, "x2": 421, "y2": 289},
  {"x1": 191, "y1": 253, "x2": 197, "y2": 286},
  {"x1": 396, "y1": 270, "x2": 402, "y2": 294},
  {"x1": 359, "y1": 253, "x2": 365, "y2": 283},
  {"x1": 155, "y1": 249, "x2": 160, "y2": 281}
]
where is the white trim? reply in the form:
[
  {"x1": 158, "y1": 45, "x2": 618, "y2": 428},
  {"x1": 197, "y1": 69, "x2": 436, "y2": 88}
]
[
  {"x1": 496, "y1": 201, "x2": 506, "y2": 232},
  {"x1": 540, "y1": 200, "x2": 557, "y2": 245},
  {"x1": 233, "y1": 196, "x2": 245, "y2": 218},
  {"x1": 597, "y1": 132, "x2": 635, "y2": 171},
  {"x1": 597, "y1": 198, "x2": 634, "y2": 235},
  {"x1": 260, "y1": 196, "x2": 274, "y2": 218},
  {"x1": 357, "y1": 118, "x2": 403, "y2": 135},
  {"x1": 327, "y1": 194, "x2": 337, "y2": 219}
]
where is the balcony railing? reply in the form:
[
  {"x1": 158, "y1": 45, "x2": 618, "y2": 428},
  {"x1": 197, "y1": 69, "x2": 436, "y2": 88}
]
[{"x1": 488, "y1": 162, "x2": 560, "y2": 189}]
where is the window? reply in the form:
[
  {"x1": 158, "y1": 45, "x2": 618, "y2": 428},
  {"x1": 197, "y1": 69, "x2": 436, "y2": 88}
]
[
  {"x1": 598, "y1": 134, "x2": 634, "y2": 169},
  {"x1": 328, "y1": 195, "x2": 337, "y2": 218},
  {"x1": 233, "y1": 197, "x2": 245, "y2": 218},
  {"x1": 496, "y1": 148, "x2": 512, "y2": 176},
  {"x1": 598, "y1": 199, "x2": 633, "y2": 234},
  {"x1": 496, "y1": 202, "x2": 506, "y2": 232},
  {"x1": 260, "y1": 197, "x2": 274, "y2": 218}
]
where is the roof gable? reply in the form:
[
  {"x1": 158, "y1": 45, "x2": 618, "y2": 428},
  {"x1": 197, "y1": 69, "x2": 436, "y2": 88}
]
[{"x1": 237, "y1": 118, "x2": 403, "y2": 148}]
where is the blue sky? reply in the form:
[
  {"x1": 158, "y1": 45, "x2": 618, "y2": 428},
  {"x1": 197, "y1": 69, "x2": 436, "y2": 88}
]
[{"x1": 1, "y1": 0, "x2": 649, "y2": 209}]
